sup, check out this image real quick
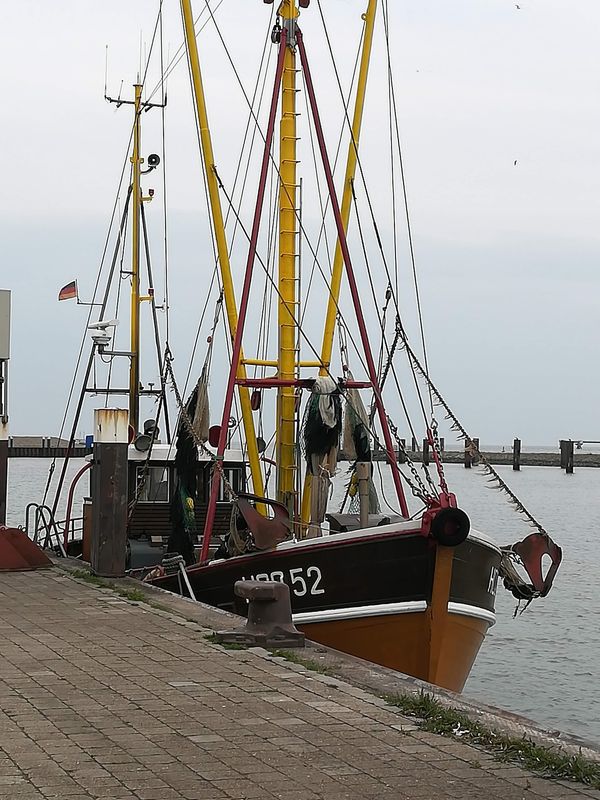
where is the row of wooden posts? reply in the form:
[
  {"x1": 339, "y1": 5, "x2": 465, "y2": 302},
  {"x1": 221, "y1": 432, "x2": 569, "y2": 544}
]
[{"x1": 420, "y1": 437, "x2": 576, "y2": 473}]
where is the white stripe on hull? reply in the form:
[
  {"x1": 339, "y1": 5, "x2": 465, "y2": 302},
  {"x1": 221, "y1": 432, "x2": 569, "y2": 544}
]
[
  {"x1": 447, "y1": 602, "x2": 496, "y2": 626},
  {"x1": 293, "y1": 600, "x2": 496, "y2": 627},
  {"x1": 292, "y1": 600, "x2": 427, "y2": 625}
]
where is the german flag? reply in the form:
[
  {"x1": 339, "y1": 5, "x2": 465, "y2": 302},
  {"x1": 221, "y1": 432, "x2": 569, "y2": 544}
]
[{"x1": 58, "y1": 280, "x2": 77, "y2": 302}]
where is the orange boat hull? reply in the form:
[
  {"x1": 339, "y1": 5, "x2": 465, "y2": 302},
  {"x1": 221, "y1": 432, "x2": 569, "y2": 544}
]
[{"x1": 300, "y1": 608, "x2": 489, "y2": 693}]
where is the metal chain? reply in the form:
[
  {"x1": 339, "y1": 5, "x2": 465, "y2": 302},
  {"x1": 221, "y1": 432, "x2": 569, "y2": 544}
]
[
  {"x1": 164, "y1": 352, "x2": 238, "y2": 502},
  {"x1": 429, "y1": 417, "x2": 449, "y2": 496},
  {"x1": 398, "y1": 330, "x2": 550, "y2": 538},
  {"x1": 386, "y1": 415, "x2": 434, "y2": 504}
]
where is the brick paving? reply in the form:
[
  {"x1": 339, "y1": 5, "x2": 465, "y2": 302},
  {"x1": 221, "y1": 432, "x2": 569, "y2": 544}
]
[{"x1": 0, "y1": 569, "x2": 597, "y2": 800}]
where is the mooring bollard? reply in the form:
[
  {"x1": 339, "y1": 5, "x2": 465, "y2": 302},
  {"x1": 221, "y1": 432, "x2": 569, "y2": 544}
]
[
  {"x1": 91, "y1": 409, "x2": 129, "y2": 577},
  {"x1": 216, "y1": 580, "x2": 305, "y2": 648}
]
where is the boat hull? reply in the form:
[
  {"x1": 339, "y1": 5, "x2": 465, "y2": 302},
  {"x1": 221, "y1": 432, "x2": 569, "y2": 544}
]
[
  {"x1": 149, "y1": 522, "x2": 500, "y2": 692},
  {"x1": 299, "y1": 605, "x2": 489, "y2": 692}
]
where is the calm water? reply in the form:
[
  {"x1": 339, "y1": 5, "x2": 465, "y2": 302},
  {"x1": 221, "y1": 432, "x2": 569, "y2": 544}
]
[{"x1": 5, "y1": 458, "x2": 598, "y2": 744}]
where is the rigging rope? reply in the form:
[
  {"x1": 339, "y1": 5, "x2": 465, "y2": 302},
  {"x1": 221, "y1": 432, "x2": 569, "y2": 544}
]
[
  {"x1": 48, "y1": 0, "x2": 167, "y2": 514},
  {"x1": 398, "y1": 325, "x2": 551, "y2": 538},
  {"x1": 146, "y1": 0, "x2": 227, "y2": 104}
]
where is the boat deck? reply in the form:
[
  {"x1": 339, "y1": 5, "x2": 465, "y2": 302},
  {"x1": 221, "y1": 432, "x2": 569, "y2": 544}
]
[{"x1": 0, "y1": 566, "x2": 597, "y2": 800}]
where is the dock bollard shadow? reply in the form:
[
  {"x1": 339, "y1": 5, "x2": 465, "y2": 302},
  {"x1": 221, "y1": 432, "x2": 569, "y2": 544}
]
[{"x1": 215, "y1": 580, "x2": 305, "y2": 649}]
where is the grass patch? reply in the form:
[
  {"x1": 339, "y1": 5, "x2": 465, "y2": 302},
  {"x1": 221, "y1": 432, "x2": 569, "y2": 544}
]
[
  {"x1": 70, "y1": 568, "x2": 106, "y2": 587},
  {"x1": 116, "y1": 587, "x2": 146, "y2": 602},
  {"x1": 203, "y1": 633, "x2": 249, "y2": 651},
  {"x1": 148, "y1": 600, "x2": 172, "y2": 613},
  {"x1": 69, "y1": 569, "x2": 148, "y2": 605},
  {"x1": 385, "y1": 691, "x2": 600, "y2": 789},
  {"x1": 270, "y1": 649, "x2": 334, "y2": 676}
]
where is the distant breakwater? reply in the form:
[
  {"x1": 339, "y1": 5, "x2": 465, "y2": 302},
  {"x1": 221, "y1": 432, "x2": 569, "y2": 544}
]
[{"x1": 363, "y1": 450, "x2": 600, "y2": 468}]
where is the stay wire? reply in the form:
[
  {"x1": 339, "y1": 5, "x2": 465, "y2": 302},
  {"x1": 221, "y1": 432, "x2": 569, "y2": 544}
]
[
  {"x1": 382, "y1": 0, "x2": 432, "y2": 415},
  {"x1": 48, "y1": 186, "x2": 133, "y2": 515},
  {"x1": 104, "y1": 207, "x2": 129, "y2": 403},
  {"x1": 159, "y1": 5, "x2": 170, "y2": 343},
  {"x1": 146, "y1": 0, "x2": 227, "y2": 103},
  {"x1": 199, "y1": 3, "x2": 424, "y2": 504},
  {"x1": 48, "y1": 0, "x2": 168, "y2": 511},
  {"x1": 351, "y1": 179, "x2": 422, "y2": 449},
  {"x1": 315, "y1": 0, "x2": 432, "y2": 430},
  {"x1": 176, "y1": 3, "x2": 275, "y2": 404},
  {"x1": 197, "y1": 1, "x2": 376, "y2": 390},
  {"x1": 214, "y1": 167, "x2": 415, "y2": 489},
  {"x1": 298, "y1": 26, "x2": 364, "y2": 329}
]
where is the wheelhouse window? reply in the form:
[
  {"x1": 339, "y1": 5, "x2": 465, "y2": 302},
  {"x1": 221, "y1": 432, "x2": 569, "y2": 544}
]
[
  {"x1": 208, "y1": 466, "x2": 244, "y2": 502},
  {"x1": 136, "y1": 465, "x2": 169, "y2": 502}
]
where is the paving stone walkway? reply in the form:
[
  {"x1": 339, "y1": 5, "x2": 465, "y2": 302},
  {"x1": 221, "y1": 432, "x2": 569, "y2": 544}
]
[{"x1": 0, "y1": 569, "x2": 597, "y2": 800}]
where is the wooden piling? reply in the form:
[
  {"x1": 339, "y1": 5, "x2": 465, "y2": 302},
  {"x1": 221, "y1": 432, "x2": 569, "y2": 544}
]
[
  {"x1": 91, "y1": 409, "x2": 129, "y2": 577},
  {"x1": 513, "y1": 438, "x2": 521, "y2": 471},
  {"x1": 464, "y1": 437, "x2": 480, "y2": 468},
  {"x1": 560, "y1": 439, "x2": 574, "y2": 474},
  {"x1": 398, "y1": 438, "x2": 406, "y2": 464},
  {"x1": 422, "y1": 438, "x2": 430, "y2": 466},
  {"x1": 411, "y1": 436, "x2": 417, "y2": 452}
]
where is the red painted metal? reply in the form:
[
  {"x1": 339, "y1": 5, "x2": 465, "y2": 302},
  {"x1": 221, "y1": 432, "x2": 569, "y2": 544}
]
[
  {"x1": 0, "y1": 526, "x2": 52, "y2": 571},
  {"x1": 296, "y1": 29, "x2": 409, "y2": 518},
  {"x1": 63, "y1": 461, "x2": 92, "y2": 551},
  {"x1": 200, "y1": 30, "x2": 288, "y2": 564}
]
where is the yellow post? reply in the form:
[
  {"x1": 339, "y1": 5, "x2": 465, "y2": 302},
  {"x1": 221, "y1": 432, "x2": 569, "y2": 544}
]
[
  {"x1": 180, "y1": 0, "x2": 265, "y2": 502},
  {"x1": 301, "y1": 0, "x2": 378, "y2": 527},
  {"x1": 276, "y1": 0, "x2": 300, "y2": 512},
  {"x1": 128, "y1": 83, "x2": 143, "y2": 434}
]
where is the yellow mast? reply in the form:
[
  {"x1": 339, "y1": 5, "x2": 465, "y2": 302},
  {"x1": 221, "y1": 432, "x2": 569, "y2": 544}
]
[
  {"x1": 301, "y1": 0, "x2": 379, "y2": 525},
  {"x1": 180, "y1": 0, "x2": 265, "y2": 502},
  {"x1": 128, "y1": 83, "x2": 143, "y2": 434},
  {"x1": 276, "y1": 0, "x2": 300, "y2": 512}
]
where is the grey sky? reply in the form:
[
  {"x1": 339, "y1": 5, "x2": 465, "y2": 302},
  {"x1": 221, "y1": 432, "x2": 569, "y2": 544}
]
[{"x1": 1, "y1": 0, "x2": 598, "y2": 445}]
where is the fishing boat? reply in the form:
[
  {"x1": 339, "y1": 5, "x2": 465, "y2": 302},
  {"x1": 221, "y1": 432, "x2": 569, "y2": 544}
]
[{"x1": 27, "y1": 0, "x2": 561, "y2": 693}]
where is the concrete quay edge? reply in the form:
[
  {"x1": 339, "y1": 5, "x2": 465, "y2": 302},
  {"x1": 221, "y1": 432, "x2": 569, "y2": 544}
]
[{"x1": 53, "y1": 557, "x2": 600, "y2": 763}]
